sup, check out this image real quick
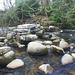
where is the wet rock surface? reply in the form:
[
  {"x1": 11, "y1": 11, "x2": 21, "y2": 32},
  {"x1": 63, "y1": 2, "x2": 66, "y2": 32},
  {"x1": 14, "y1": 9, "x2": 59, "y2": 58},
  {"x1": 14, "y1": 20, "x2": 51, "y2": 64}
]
[
  {"x1": 48, "y1": 26, "x2": 59, "y2": 32},
  {"x1": 59, "y1": 39, "x2": 70, "y2": 50},
  {"x1": 51, "y1": 45, "x2": 65, "y2": 54},
  {"x1": 0, "y1": 47, "x2": 16, "y2": 66},
  {"x1": 27, "y1": 42, "x2": 48, "y2": 55},
  {"x1": 0, "y1": 46, "x2": 11, "y2": 55},
  {"x1": 0, "y1": 25, "x2": 75, "y2": 75},
  {"x1": 6, "y1": 59, "x2": 24, "y2": 69},
  {"x1": 39, "y1": 64, "x2": 54, "y2": 74},
  {"x1": 61, "y1": 54, "x2": 73, "y2": 65}
]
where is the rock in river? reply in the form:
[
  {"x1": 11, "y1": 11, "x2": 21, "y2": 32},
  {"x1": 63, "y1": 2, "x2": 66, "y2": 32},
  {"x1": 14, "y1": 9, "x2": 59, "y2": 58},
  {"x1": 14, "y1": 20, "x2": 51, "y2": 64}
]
[
  {"x1": 71, "y1": 53, "x2": 75, "y2": 59},
  {"x1": 59, "y1": 39, "x2": 70, "y2": 50},
  {"x1": 61, "y1": 54, "x2": 73, "y2": 65},
  {"x1": 20, "y1": 34, "x2": 38, "y2": 41},
  {"x1": 7, "y1": 33, "x2": 13, "y2": 40},
  {"x1": 48, "y1": 26, "x2": 59, "y2": 32},
  {"x1": 0, "y1": 46, "x2": 11, "y2": 55},
  {"x1": 39, "y1": 64, "x2": 54, "y2": 74},
  {"x1": 36, "y1": 30, "x2": 44, "y2": 38},
  {"x1": 6, "y1": 59, "x2": 24, "y2": 69},
  {"x1": 43, "y1": 41, "x2": 52, "y2": 45},
  {"x1": 27, "y1": 42, "x2": 48, "y2": 55},
  {"x1": 51, "y1": 45, "x2": 65, "y2": 54},
  {"x1": 0, "y1": 46, "x2": 16, "y2": 66}
]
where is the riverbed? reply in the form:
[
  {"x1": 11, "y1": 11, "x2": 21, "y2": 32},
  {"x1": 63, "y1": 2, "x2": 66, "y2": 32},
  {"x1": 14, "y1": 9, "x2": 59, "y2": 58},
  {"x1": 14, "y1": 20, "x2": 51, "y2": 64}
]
[{"x1": 0, "y1": 29, "x2": 75, "y2": 75}]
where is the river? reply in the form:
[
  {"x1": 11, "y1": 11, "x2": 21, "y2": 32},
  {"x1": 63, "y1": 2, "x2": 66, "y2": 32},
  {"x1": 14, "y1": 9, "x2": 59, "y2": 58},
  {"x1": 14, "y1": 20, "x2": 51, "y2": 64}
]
[{"x1": 0, "y1": 28, "x2": 75, "y2": 75}]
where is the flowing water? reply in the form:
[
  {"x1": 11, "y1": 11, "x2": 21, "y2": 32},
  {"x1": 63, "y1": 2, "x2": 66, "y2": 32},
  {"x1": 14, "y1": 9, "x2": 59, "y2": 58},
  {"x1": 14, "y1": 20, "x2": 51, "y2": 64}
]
[{"x1": 0, "y1": 29, "x2": 75, "y2": 75}]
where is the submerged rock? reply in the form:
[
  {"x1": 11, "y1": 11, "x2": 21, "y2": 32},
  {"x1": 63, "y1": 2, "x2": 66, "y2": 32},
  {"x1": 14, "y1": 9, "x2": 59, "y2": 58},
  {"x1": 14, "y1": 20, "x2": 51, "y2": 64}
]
[
  {"x1": 27, "y1": 42, "x2": 48, "y2": 55},
  {"x1": 39, "y1": 64, "x2": 54, "y2": 74},
  {"x1": 6, "y1": 59, "x2": 24, "y2": 69},
  {"x1": 61, "y1": 54, "x2": 73, "y2": 65}
]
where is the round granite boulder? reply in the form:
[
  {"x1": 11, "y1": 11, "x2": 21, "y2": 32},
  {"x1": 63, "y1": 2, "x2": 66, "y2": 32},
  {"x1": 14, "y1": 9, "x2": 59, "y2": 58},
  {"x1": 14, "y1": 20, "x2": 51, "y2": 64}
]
[{"x1": 27, "y1": 42, "x2": 48, "y2": 55}]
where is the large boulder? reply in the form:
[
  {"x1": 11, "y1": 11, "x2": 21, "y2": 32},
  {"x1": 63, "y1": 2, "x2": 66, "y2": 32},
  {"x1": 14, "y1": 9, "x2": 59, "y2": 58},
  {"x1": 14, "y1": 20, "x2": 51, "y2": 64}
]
[
  {"x1": 61, "y1": 54, "x2": 73, "y2": 65},
  {"x1": 0, "y1": 46, "x2": 16, "y2": 66},
  {"x1": 39, "y1": 64, "x2": 54, "y2": 74},
  {"x1": 59, "y1": 39, "x2": 70, "y2": 50},
  {"x1": 27, "y1": 42, "x2": 48, "y2": 55},
  {"x1": 6, "y1": 59, "x2": 24, "y2": 69}
]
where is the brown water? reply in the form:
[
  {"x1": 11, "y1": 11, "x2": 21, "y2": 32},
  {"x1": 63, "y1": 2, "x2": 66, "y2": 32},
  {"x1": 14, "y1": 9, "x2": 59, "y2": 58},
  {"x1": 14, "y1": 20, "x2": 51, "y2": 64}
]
[{"x1": 0, "y1": 29, "x2": 75, "y2": 75}]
